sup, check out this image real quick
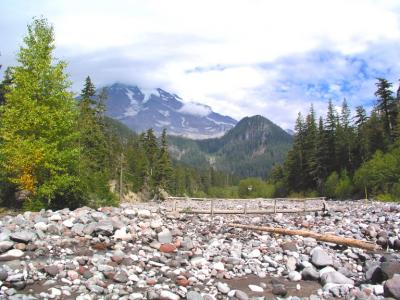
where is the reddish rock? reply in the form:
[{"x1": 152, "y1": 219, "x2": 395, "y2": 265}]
[
  {"x1": 15, "y1": 243, "x2": 26, "y2": 251},
  {"x1": 174, "y1": 239, "x2": 181, "y2": 248},
  {"x1": 176, "y1": 276, "x2": 190, "y2": 287},
  {"x1": 160, "y1": 243, "x2": 176, "y2": 253},
  {"x1": 146, "y1": 279, "x2": 157, "y2": 286},
  {"x1": 92, "y1": 242, "x2": 108, "y2": 251},
  {"x1": 111, "y1": 255, "x2": 124, "y2": 264}
]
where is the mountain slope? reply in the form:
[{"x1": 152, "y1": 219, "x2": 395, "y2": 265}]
[
  {"x1": 169, "y1": 115, "x2": 293, "y2": 178},
  {"x1": 103, "y1": 83, "x2": 237, "y2": 139}
]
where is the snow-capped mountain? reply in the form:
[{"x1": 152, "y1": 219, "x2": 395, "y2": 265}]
[{"x1": 103, "y1": 83, "x2": 237, "y2": 139}]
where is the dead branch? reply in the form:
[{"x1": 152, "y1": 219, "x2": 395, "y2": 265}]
[{"x1": 228, "y1": 223, "x2": 379, "y2": 251}]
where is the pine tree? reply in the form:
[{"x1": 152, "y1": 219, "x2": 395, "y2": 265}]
[
  {"x1": 0, "y1": 18, "x2": 82, "y2": 208},
  {"x1": 375, "y1": 78, "x2": 395, "y2": 139},
  {"x1": 155, "y1": 129, "x2": 173, "y2": 192},
  {"x1": 77, "y1": 76, "x2": 111, "y2": 205},
  {"x1": 325, "y1": 100, "x2": 338, "y2": 173},
  {"x1": 0, "y1": 67, "x2": 13, "y2": 106}
]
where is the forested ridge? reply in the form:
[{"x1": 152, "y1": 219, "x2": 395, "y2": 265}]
[{"x1": 269, "y1": 79, "x2": 400, "y2": 200}]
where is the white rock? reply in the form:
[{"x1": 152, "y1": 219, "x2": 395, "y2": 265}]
[
  {"x1": 130, "y1": 293, "x2": 144, "y2": 299},
  {"x1": 289, "y1": 271, "x2": 302, "y2": 281},
  {"x1": 160, "y1": 290, "x2": 180, "y2": 300},
  {"x1": 217, "y1": 282, "x2": 230, "y2": 294},
  {"x1": 248, "y1": 284, "x2": 264, "y2": 292},
  {"x1": 0, "y1": 249, "x2": 24, "y2": 259},
  {"x1": 49, "y1": 214, "x2": 62, "y2": 221},
  {"x1": 34, "y1": 222, "x2": 48, "y2": 231},
  {"x1": 150, "y1": 219, "x2": 163, "y2": 229},
  {"x1": 213, "y1": 262, "x2": 225, "y2": 271},
  {"x1": 191, "y1": 257, "x2": 208, "y2": 267},
  {"x1": 114, "y1": 227, "x2": 131, "y2": 241},
  {"x1": 248, "y1": 249, "x2": 261, "y2": 258},
  {"x1": 63, "y1": 219, "x2": 74, "y2": 228},
  {"x1": 137, "y1": 209, "x2": 151, "y2": 218}
]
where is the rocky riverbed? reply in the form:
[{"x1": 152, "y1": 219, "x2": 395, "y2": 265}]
[{"x1": 0, "y1": 200, "x2": 399, "y2": 300}]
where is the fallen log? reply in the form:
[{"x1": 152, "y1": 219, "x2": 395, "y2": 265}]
[{"x1": 228, "y1": 223, "x2": 380, "y2": 251}]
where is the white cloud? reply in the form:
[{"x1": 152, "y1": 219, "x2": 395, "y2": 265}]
[{"x1": 178, "y1": 102, "x2": 212, "y2": 117}]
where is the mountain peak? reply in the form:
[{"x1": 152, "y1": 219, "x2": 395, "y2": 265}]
[{"x1": 101, "y1": 84, "x2": 237, "y2": 139}]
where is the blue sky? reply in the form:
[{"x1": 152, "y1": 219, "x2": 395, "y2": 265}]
[{"x1": 1, "y1": 0, "x2": 400, "y2": 129}]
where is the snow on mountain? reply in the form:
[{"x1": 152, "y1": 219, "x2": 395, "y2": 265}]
[{"x1": 102, "y1": 83, "x2": 237, "y2": 139}]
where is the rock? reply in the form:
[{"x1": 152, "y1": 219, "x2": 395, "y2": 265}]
[
  {"x1": 286, "y1": 256, "x2": 297, "y2": 271},
  {"x1": 381, "y1": 261, "x2": 400, "y2": 280},
  {"x1": 0, "y1": 268, "x2": 8, "y2": 281},
  {"x1": 71, "y1": 223, "x2": 85, "y2": 235},
  {"x1": 150, "y1": 219, "x2": 163, "y2": 229},
  {"x1": 44, "y1": 265, "x2": 59, "y2": 276},
  {"x1": 158, "y1": 229, "x2": 172, "y2": 244},
  {"x1": 248, "y1": 249, "x2": 261, "y2": 258},
  {"x1": 191, "y1": 256, "x2": 207, "y2": 267},
  {"x1": 10, "y1": 231, "x2": 36, "y2": 243},
  {"x1": 393, "y1": 239, "x2": 400, "y2": 250},
  {"x1": 114, "y1": 227, "x2": 132, "y2": 241},
  {"x1": 49, "y1": 214, "x2": 62, "y2": 221},
  {"x1": 34, "y1": 222, "x2": 48, "y2": 231},
  {"x1": 160, "y1": 290, "x2": 180, "y2": 300},
  {"x1": 272, "y1": 284, "x2": 287, "y2": 297},
  {"x1": 113, "y1": 271, "x2": 128, "y2": 283},
  {"x1": 217, "y1": 282, "x2": 230, "y2": 294},
  {"x1": 0, "y1": 249, "x2": 24, "y2": 260},
  {"x1": 88, "y1": 284, "x2": 104, "y2": 294},
  {"x1": 159, "y1": 243, "x2": 176, "y2": 253},
  {"x1": 213, "y1": 262, "x2": 225, "y2": 271},
  {"x1": 95, "y1": 220, "x2": 114, "y2": 236},
  {"x1": 187, "y1": 291, "x2": 203, "y2": 300},
  {"x1": 176, "y1": 276, "x2": 190, "y2": 287},
  {"x1": 281, "y1": 241, "x2": 298, "y2": 252},
  {"x1": 289, "y1": 271, "x2": 302, "y2": 281},
  {"x1": 0, "y1": 241, "x2": 14, "y2": 253},
  {"x1": 311, "y1": 247, "x2": 333, "y2": 267},
  {"x1": 302, "y1": 267, "x2": 320, "y2": 281},
  {"x1": 137, "y1": 209, "x2": 151, "y2": 218},
  {"x1": 62, "y1": 219, "x2": 74, "y2": 228},
  {"x1": 235, "y1": 290, "x2": 249, "y2": 300},
  {"x1": 384, "y1": 274, "x2": 400, "y2": 299},
  {"x1": 248, "y1": 284, "x2": 264, "y2": 292},
  {"x1": 321, "y1": 270, "x2": 354, "y2": 286}
]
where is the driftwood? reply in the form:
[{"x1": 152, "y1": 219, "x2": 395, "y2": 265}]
[{"x1": 228, "y1": 223, "x2": 379, "y2": 251}]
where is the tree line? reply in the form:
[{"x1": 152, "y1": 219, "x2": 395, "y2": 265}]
[
  {"x1": 0, "y1": 18, "x2": 237, "y2": 210},
  {"x1": 269, "y1": 78, "x2": 400, "y2": 200}
]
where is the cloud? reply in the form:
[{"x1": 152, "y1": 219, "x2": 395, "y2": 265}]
[
  {"x1": 178, "y1": 102, "x2": 212, "y2": 117},
  {"x1": 1, "y1": 0, "x2": 400, "y2": 129}
]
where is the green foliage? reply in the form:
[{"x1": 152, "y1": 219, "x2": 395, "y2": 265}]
[
  {"x1": 324, "y1": 172, "x2": 339, "y2": 198},
  {"x1": 0, "y1": 18, "x2": 83, "y2": 208},
  {"x1": 238, "y1": 178, "x2": 275, "y2": 198},
  {"x1": 207, "y1": 186, "x2": 239, "y2": 198}
]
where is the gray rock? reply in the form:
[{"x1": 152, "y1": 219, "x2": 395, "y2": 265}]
[
  {"x1": 158, "y1": 229, "x2": 172, "y2": 244},
  {"x1": 272, "y1": 284, "x2": 287, "y2": 297},
  {"x1": 88, "y1": 284, "x2": 104, "y2": 294},
  {"x1": 217, "y1": 282, "x2": 230, "y2": 294},
  {"x1": 95, "y1": 220, "x2": 114, "y2": 236},
  {"x1": 311, "y1": 247, "x2": 333, "y2": 267},
  {"x1": 10, "y1": 231, "x2": 36, "y2": 243},
  {"x1": 302, "y1": 267, "x2": 320, "y2": 281},
  {"x1": 113, "y1": 271, "x2": 128, "y2": 283},
  {"x1": 286, "y1": 256, "x2": 297, "y2": 271},
  {"x1": 321, "y1": 270, "x2": 354, "y2": 286},
  {"x1": 187, "y1": 291, "x2": 203, "y2": 300},
  {"x1": 0, "y1": 241, "x2": 14, "y2": 253},
  {"x1": 384, "y1": 274, "x2": 400, "y2": 299},
  {"x1": 235, "y1": 290, "x2": 249, "y2": 300},
  {"x1": 0, "y1": 268, "x2": 8, "y2": 281},
  {"x1": 71, "y1": 223, "x2": 85, "y2": 235}
]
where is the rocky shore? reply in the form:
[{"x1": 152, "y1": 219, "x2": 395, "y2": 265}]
[{"x1": 0, "y1": 199, "x2": 399, "y2": 299}]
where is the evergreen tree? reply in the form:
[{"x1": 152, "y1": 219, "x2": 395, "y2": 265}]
[
  {"x1": 155, "y1": 129, "x2": 173, "y2": 192},
  {"x1": 0, "y1": 67, "x2": 13, "y2": 106},
  {"x1": 375, "y1": 78, "x2": 395, "y2": 139},
  {"x1": 324, "y1": 100, "x2": 338, "y2": 173},
  {"x1": 0, "y1": 18, "x2": 82, "y2": 208}
]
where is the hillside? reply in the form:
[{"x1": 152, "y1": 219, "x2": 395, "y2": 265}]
[{"x1": 169, "y1": 115, "x2": 293, "y2": 178}]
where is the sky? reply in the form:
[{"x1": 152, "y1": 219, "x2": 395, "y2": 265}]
[{"x1": 1, "y1": 0, "x2": 400, "y2": 129}]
